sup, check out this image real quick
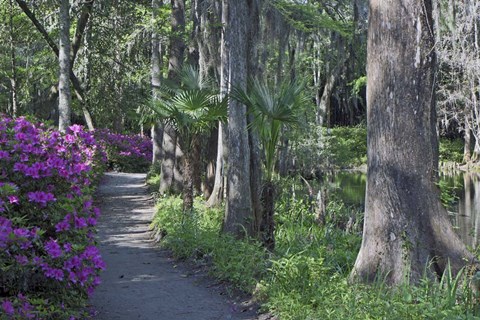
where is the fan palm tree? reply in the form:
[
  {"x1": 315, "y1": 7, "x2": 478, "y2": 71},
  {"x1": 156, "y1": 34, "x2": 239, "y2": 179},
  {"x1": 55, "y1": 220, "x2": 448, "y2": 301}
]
[
  {"x1": 148, "y1": 65, "x2": 227, "y2": 212},
  {"x1": 233, "y1": 78, "x2": 308, "y2": 249}
]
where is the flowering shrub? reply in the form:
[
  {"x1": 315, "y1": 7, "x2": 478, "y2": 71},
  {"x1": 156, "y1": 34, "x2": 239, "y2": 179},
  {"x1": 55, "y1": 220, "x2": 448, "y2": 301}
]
[
  {"x1": 94, "y1": 129, "x2": 152, "y2": 173},
  {"x1": 0, "y1": 116, "x2": 106, "y2": 319}
]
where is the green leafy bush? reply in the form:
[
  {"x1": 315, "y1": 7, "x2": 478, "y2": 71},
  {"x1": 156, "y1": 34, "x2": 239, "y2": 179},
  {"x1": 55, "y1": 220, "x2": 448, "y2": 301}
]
[{"x1": 325, "y1": 125, "x2": 367, "y2": 168}]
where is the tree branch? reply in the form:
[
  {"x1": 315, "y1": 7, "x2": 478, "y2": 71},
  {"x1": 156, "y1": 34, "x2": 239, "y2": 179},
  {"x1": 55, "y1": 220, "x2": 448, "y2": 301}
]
[
  {"x1": 15, "y1": 0, "x2": 59, "y2": 56},
  {"x1": 71, "y1": 0, "x2": 95, "y2": 63}
]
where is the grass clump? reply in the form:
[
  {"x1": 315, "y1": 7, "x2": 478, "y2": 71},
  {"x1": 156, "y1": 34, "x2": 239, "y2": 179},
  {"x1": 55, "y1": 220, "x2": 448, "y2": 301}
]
[{"x1": 150, "y1": 196, "x2": 266, "y2": 291}]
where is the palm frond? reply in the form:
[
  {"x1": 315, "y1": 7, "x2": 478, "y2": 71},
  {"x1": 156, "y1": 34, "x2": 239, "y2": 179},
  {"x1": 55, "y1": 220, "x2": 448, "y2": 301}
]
[{"x1": 231, "y1": 77, "x2": 308, "y2": 180}]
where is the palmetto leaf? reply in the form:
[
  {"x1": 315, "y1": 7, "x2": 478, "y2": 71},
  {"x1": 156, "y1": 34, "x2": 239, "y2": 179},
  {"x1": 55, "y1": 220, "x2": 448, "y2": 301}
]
[
  {"x1": 145, "y1": 65, "x2": 227, "y2": 150},
  {"x1": 231, "y1": 78, "x2": 308, "y2": 180}
]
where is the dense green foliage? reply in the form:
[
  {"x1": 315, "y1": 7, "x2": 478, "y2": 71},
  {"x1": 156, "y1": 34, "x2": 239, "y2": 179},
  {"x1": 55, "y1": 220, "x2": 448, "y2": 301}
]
[
  {"x1": 291, "y1": 125, "x2": 367, "y2": 171},
  {"x1": 439, "y1": 138, "x2": 464, "y2": 164},
  {"x1": 149, "y1": 176, "x2": 480, "y2": 319}
]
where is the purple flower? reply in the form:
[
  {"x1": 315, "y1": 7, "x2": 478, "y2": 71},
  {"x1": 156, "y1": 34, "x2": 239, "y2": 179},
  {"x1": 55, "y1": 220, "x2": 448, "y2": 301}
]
[
  {"x1": 44, "y1": 239, "x2": 62, "y2": 258},
  {"x1": 0, "y1": 217, "x2": 12, "y2": 246},
  {"x1": 27, "y1": 191, "x2": 56, "y2": 207},
  {"x1": 69, "y1": 124, "x2": 83, "y2": 134},
  {"x1": 8, "y1": 195, "x2": 19, "y2": 204},
  {"x1": 15, "y1": 255, "x2": 29, "y2": 265},
  {"x1": 64, "y1": 256, "x2": 82, "y2": 271},
  {"x1": 1, "y1": 300, "x2": 14, "y2": 315},
  {"x1": 74, "y1": 216, "x2": 87, "y2": 229},
  {"x1": 83, "y1": 199, "x2": 93, "y2": 209},
  {"x1": 13, "y1": 228, "x2": 29, "y2": 239},
  {"x1": 65, "y1": 134, "x2": 76, "y2": 144},
  {"x1": 63, "y1": 243, "x2": 73, "y2": 253},
  {"x1": 87, "y1": 217, "x2": 97, "y2": 226},
  {"x1": 55, "y1": 220, "x2": 70, "y2": 233},
  {"x1": 19, "y1": 239, "x2": 32, "y2": 250},
  {"x1": 43, "y1": 266, "x2": 64, "y2": 281},
  {"x1": 0, "y1": 150, "x2": 10, "y2": 159}
]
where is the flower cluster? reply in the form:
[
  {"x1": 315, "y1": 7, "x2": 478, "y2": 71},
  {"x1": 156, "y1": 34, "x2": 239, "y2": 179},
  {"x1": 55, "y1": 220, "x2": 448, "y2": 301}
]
[
  {"x1": 94, "y1": 129, "x2": 152, "y2": 172},
  {"x1": 0, "y1": 116, "x2": 106, "y2": 319}
]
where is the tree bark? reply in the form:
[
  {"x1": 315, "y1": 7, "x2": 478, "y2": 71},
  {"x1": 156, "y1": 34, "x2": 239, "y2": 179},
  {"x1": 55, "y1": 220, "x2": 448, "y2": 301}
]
[
  {"x1": 152, "y1": 124, "x2": 164, "y2": 164},
  {"x1": 152, "y1": 0, "x2": 164, "y2": 165},
  {"x1": 207, "y1": 122, "x2": 224, "y2": 206},
  {"x1": 464, "y1": 114, "x2": 472, "y2": 163},
  {"x1": 316, "y1": 70, "x2": 336, "y2": 127},
  {"x1": 160, "y1": 0, "x2": 185, "y2": 193},
  {"x1": 203, "y1": 126, "x2": 218, "y2": 199},
  {"x1": 9, "y1": 0, "x2": 18, "y2": 117},
  {"x1": 58, "y1": 0, "x2": 72, "y2": 132},
  {"x1": 159, "y1": 125, "x2": 177, "y2": 194},
  {"x1": 183, "y1": 148, "x2": 194, "y2": 212},
  {"x1": 167, "y1": 0, "x2": 185, "y2": 81},
  {"x1": 223, "y1": 0, "x2": 254, "y2": 238},
  {"x1": 207, "y1": 0, "x2": 229, "y2": 207},
  {"x1": 350, "y1": 0, "x2": 475, "y2": 285}
]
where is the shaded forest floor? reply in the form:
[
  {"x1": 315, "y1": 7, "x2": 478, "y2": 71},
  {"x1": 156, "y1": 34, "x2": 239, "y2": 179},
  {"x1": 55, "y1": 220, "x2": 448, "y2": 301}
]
[{"x1": 89, "y1": 172, "x2": 263, "y2": 320}]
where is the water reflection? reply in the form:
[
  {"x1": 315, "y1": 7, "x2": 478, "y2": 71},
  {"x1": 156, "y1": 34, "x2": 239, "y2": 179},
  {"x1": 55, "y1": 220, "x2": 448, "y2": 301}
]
[
  {"x1": 322, "y1": 171, "x2": 480, "y2": 248},
  {"x1": 449, "y1": 173, "x2": 480, "y2": 248}
]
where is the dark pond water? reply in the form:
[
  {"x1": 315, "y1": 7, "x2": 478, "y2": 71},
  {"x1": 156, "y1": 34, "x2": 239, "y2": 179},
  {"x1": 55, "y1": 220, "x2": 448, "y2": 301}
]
[{"x1": 321, "y1": 171, "x2": 480, "y2": 248}]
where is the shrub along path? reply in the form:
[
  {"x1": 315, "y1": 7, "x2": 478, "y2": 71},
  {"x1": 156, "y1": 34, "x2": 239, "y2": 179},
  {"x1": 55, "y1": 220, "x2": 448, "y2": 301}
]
[{"x1": 90, "y1": 172, "x2": 259, "y2": 320}]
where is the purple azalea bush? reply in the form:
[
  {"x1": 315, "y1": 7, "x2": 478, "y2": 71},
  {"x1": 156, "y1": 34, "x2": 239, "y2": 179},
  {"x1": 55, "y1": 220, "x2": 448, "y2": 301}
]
[
  {"x1": 94, "y1": 129, "x2": 152, "y2": 173},
  {"x1": 0, "y1": 116, "x2": 106, "y2": 319}
]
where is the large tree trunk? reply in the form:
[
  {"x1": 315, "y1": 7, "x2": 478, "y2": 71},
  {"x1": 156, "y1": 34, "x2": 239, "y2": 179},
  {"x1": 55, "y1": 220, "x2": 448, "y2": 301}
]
[
  {"x1": 223, "y1": 0, "x2": 254, "y2": 238},
  {"x1": 351, "y1": 0, "x2": 475, "y2": 285},
  {"x1": 159, "y1": 125, "x2": 177, "y2": 194},
  {"x1": 167, "y1": 0, "x2": 185, "y2": 81},
  {"x1": 160, "y1": 0, "x2": 185, "y2": 193},
  {"x1": 58, "y1": 0, "x2": 72, "y2": 132},
  {"x1": 247, "y1": 0, "x2": 263, "y2": 239}
]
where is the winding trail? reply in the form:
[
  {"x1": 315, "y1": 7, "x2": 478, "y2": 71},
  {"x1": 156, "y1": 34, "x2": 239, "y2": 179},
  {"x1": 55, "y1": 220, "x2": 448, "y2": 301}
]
[{"x1": 90, "y1": 172, "x2": 260, "y2": 320}]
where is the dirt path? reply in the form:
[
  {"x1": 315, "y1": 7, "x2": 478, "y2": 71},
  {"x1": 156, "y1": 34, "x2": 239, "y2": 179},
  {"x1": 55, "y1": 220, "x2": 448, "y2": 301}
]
[{"x1": 90, "y1": 172, "x2": 260, "y2": 320}]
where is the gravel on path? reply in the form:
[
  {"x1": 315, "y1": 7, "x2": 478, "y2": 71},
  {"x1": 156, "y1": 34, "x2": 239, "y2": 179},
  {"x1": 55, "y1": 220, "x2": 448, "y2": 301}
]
[{"x1": 90, "y1": 172, "x2": 261, "y2": 320}]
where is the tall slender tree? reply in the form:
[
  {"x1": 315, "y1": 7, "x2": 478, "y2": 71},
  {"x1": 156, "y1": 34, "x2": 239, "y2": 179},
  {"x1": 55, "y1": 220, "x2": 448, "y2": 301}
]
[
  {"x1": 58, "y1": 0, "x2": 72, "y2": 132},
  {"x1": 8, "y1": 0, "x2": 18, "y2": 116},
  {"x1": 351, "y1": 0, "x2": 475, "y2": 285},
  {"x1": 207, "y1": 0, "x2": 228, "y2": 207},
  {"x1": 151, "y1": 0, "x2": 164, "y2": 165}
]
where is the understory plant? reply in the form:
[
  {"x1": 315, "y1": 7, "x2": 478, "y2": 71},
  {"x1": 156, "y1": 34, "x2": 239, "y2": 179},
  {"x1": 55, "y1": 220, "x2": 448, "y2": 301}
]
[
  {"x1": 150, "y1": 184, "x2": 480, "y2": 319},
  {"x1": 232, "y1": 78, "x2": 308, "y2": 249},
  {"x1": 147, "y1": 65, "x2": 227, "y2": 212},
  {"x1": 0, "y1": 116, "x2": 106, "y2": 319}
]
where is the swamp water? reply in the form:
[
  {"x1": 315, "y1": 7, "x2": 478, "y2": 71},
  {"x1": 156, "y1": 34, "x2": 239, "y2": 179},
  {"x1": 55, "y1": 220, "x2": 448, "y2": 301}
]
[{"x1": 315, "y1": 171, "x2": 480, "y2": 248}]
